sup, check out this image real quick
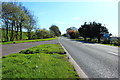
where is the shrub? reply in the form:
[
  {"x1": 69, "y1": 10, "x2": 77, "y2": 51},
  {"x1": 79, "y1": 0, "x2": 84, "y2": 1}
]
[
  {"x1": 19, "y1": 48, "x2": 41, "y2": 54},
  {"x1": 34, "y1": 49, "x2": 40, "y2": 53},
  {"x1": 21, "y1": 50, "x2": 34, "y2": 54},
  {"x1": 102, "y1": 39, "x2": 110, "y2": 44},
  {"x1": 117, "y1": 40, "x2": 120, "y2": 46},
  {"x1": 13, "y1": 42, "x2": 16, "y2": 44}
]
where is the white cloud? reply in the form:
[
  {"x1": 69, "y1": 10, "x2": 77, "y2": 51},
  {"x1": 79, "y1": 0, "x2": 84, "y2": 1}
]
[{"x1": 72, "y1": 17, "x2": 80, "y2": 20}]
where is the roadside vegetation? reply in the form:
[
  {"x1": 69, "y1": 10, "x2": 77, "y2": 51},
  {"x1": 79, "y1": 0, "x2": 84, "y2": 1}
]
[
  {"x1": 0, "y1": 37, "x2": 58, "y2": 45},
  {"x1": 63, "y1": 21, "x2": 119, "y2": 47},
  {"x1": 1, "y1": 2, "x2": 61, "y2": 43},
  {"x1": 2, "y1": 44, "x2": 79, "y2": 78},
  {"x1": 73, "y1": 38, "x2": 120, "y2": 47}
]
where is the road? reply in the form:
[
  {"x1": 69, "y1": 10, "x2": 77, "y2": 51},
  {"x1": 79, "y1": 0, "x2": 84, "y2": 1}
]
[
  {"x1": 2, "y1": 39, "x2": 59, "y2": 56},
  {"x1": 58, "y1": 37, "x2": 119, "y2": 78},
  {"x1": 2, "y1": 37, "x2": 119, "y2": 78}
]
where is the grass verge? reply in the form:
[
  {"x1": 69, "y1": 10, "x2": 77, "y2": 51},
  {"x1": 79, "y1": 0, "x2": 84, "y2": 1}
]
[
  {"x1": 73, "y1": 38, "x2": 120, "y2": 47},
  {"x1": 1, "y1": 37, "x2": 58, "y2": 45},
  {"x1": 2, "y1": 44, "x2": 79, "y2": 78},
  {"x1": 99, "y1": 43, "x2": 120, "y2": 47}
]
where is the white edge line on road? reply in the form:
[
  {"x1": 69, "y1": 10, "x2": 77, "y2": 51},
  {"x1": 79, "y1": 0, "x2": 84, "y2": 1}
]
[
  {"x1": 107, "y1": 52, "x2": 118, "y2": 56},
  {"x1": 58, "y1": 40, "x2": 89, "y2": 79}
]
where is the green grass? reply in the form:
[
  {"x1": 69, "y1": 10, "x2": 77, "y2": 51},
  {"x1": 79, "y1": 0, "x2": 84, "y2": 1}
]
[
  {"x1": 1, "y1": 37, "x2": 58, "y2": 45},
  {"x1": 2, "y1": 44, "x2": 79, "y2": 78},
  {"x1": 99, "y1": 43, "x2": 120, "y2": 47},
  {"x1": 73, "y1": 38, "x2": 120, "y2": 47},
  {"x1": 74, "y1": 38, "x2": 97, "y2": 43}
]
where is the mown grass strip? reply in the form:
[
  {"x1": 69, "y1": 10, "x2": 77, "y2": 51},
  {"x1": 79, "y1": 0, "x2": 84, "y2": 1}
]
[
  {"x1": 2, "y1": 44, "x2": 79, "y2": 78},
  {"x1": 1, "y1": 37, "x2": 58, "y2": 45}
]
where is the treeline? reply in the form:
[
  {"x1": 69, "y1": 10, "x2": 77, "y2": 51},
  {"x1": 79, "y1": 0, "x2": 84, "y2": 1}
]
[
  {"x1": 1, "y1": 2, "x2": 61, "y2": 42},
  {"x1": 2, "y1": 2, "x2": 36, "y2": 41},
  {"x1": 65, "y1": 21, "x2": 112, "y2": 43},
  {"x1": 78, "y1": 21, "x2": 110, "y2": 43},
  {"x1": 35, "y1": 25, "x2": 61, "y2": 39}
]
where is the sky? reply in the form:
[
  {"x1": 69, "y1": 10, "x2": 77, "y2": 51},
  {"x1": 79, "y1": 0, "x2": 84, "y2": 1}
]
[{"x1": 21, "y1": 1, "x2": 118, "y2": 36}]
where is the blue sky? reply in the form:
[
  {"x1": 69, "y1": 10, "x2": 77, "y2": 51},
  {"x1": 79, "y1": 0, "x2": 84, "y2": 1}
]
[{"x1": 22, "y1": 1, "x2": 118, "y2": 36}]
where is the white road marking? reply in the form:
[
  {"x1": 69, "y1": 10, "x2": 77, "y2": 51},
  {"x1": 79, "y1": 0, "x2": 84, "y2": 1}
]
[
  {"x1": 108, "y1": 52, "x2": 118, "y2": 56},
  {"x1": 58, "y1": 40, "x2": 89, "y2": 78}
]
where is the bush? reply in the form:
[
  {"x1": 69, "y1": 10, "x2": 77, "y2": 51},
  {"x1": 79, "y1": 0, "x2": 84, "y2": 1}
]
[
  {"x1": 13, "y1": 42, "x2": 16, "y2": 44},
  {"x1": 20, "y1": 50, "x2": 34, "y2": 54},
  {"x1": 113, "y1": 40, "x2": 120, "y2": 46},
  {"x1": 108, "y1": 39, "x2": 120, "y2": 46},
  {"x1": 46, "y1": 51, "x2": 66, "y2": 54},
  {"x1": 20, "y1": 49, "x2": 40, "y2": 54},
  {"x1": 102, "y1": 39, "x2": 110, "y2": 44},
  {"x1": 117, "y1": 40, "x2": 120, "y2": 46}
]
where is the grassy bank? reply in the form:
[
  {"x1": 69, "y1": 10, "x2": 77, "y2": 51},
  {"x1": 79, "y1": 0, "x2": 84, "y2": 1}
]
[
  {"x1": 1, "y1": 37, "x2": 58, "y2": 45},
  {"x1": 2, "y1": 44, "x2": 79, "y2": 78}
]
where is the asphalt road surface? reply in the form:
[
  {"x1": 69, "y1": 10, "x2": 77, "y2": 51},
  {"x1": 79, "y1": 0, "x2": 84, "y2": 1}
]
[
  {"x1": 2, "y1": 39, "x2": 59, "y2": 56},
  {"x1": 58, "y1": 37, "x2": 119, "y2": 78}
]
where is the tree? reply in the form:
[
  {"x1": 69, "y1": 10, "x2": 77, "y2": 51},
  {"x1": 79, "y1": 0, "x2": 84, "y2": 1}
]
[
  {"x1": 67, "y1": 30, "x2": 74, "y2": 38},
  {"x1": 62, "y1": 33, "x2": 67, "y2": 37},
  {"x1": 66, "y1": 27, "x2": 79, "y2": 39},
  {"x1": 78, "y1": 21, "x2": 109, "y2": 43},
  {"x1": 2, "y1": 2, "x2": 34, "y2": 41},
  {"x1": 27, "y1": 14, "x2": 36, "y2": 40},
  {"x1": 36, "y1": 29, "x2": 55, "y2": 39},
  {"x1": 49, "y1": 25, "x2": 61, "y2": 36},
  {"x1": 2, "y1": 2, "x2": 15, "y2": 41},
  {"x1": 73, "y1": 31, "x2": 79, "y2": 39},
  {"x1": 19, "y1": 4, "x2": 36, "y2": 40},
  {"x1": 2, "y1": 2, "x2": 23, "y2": 41}
]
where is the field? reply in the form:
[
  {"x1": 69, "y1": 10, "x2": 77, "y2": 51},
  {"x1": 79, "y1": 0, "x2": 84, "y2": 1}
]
[{"x1": 2, "y1": 44, "x2": 79, "y2": 78}]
